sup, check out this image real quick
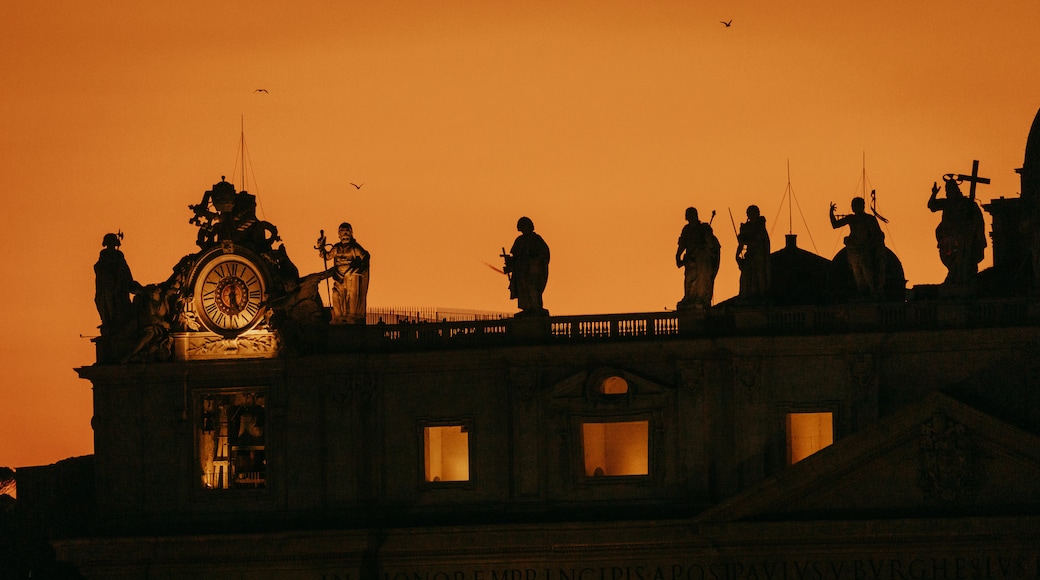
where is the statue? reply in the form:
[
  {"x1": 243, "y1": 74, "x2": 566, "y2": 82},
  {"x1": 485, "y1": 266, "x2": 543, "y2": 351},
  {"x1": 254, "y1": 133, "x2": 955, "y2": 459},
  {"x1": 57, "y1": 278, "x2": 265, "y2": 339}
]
[
  {"x1": 676, "y1": 207, "x2": 721, "y2": 308},
  {"x1": 268, "y1": 271, "x2": 333, "y2": 354},
  {"x1": 928, "y1": 175, "x2": 986, "y2": 286},
  {"x1": 230, "y1": 192, "x2": 281, "y2": 251},
  {"x1": 189, "y1": 177, "x2": 280, "y2": 250},
  {"x1": 735, "y1": 205, "x2": 770, "y2": 300},
  {"x1": 123, "y1": 280, "x2": 180, "y2": 363},
  {"x1": 94, "y1": 232, "x2": 140, "y2": 336},
  {"x1": 503, "y1": 217, "x2": 550, "y2": 315},
  {"x1": 316, "y1": 223, "x2": 370, "y2": 324},
  {"x1": 830, "y1": 197, "x2": 887, "y2": 299}
]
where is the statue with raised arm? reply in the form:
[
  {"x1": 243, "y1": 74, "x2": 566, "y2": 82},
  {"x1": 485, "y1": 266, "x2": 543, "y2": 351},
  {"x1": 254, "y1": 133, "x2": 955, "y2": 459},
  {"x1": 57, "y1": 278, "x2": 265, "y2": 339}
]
[
  {"x1": 676, "y1": 207, "x2": 721, "y2": 308},
  {"x1": 317, "y1": 223, "x2": 370, "y2": 324},
  {"x1": 503, "y1": 217, "x2": 550, "y2": 315},
  {"x1": 736, "y1": 205, "x2": 770, "y2": 300},
  {"x1": 928, "y1": 175, "x2": 986, "y2": 285},
  {"x1": 94, "y1": 232, "x2": 141, "y2": 336},
  {"x1": 830, "y1": 197, "x2": 886, "y2": 299}
]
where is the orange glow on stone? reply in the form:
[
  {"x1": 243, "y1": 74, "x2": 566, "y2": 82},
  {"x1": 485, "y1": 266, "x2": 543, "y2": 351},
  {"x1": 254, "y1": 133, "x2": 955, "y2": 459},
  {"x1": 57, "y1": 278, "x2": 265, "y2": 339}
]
[
  {"x1": 787, "y1": 412, "x2": 834, "y2": 464},
  {"x1": 583, "y1": 421, "x2": 649, "y2": 477}
]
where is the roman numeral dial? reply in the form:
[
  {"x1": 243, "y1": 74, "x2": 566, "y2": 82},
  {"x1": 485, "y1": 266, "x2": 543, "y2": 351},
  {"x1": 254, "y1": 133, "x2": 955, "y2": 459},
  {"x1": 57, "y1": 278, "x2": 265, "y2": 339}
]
[{"x1": 194, "y1": 251, "x2": 267, "y2": 336}]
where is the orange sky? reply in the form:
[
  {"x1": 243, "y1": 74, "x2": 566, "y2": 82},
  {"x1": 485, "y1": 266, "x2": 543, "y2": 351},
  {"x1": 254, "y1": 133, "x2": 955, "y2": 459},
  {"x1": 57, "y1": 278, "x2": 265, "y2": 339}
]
[{"x1": 2, "y1": 0, "x2": 1040, "y2": 469}]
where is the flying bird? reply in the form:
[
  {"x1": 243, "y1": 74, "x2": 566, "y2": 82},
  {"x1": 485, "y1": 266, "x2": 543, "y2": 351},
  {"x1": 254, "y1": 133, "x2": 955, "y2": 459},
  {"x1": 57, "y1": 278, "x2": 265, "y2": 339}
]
[
  {"x1": 350, "y1": 182, "x2": 364, "y2": 190},
  {"x1": 253, "y1": 89, "x2": 268, "y2": 93},
  {"x1": 721, "y1": 20, "x2": 732, "y2": 27}
]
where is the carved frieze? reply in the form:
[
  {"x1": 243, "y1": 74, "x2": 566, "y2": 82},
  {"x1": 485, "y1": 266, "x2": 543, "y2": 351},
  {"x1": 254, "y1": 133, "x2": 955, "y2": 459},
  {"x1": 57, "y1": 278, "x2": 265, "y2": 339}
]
[
  {"x1": 677, "y1": 361, "x2": 705, "y2": 394},
  {"x1": 173, "y1": 330, "x2": 280, "y2": 361},
  {"x1": 916, "y1": 410, "x2": 985, "y2": 504},
  {"x1": 510, "y1": 367, "x2": 544, "y2": 401},
  {"x1": 733, "y1": 356, "x2": 762, "y2": 390}
]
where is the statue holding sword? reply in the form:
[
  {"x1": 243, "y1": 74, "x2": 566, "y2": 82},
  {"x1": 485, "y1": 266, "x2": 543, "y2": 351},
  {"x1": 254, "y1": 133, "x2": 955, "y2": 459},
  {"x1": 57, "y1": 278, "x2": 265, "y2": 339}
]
[{"x1": 502, "y1": 216, "x2": 550, "y2": 315}]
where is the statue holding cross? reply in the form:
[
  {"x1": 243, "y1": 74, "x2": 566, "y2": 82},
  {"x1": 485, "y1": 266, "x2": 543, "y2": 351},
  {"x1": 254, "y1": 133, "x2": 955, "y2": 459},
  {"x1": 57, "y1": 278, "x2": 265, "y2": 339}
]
[{"x1": 928, "y1": 160, "x2": 988, "y2": 285}]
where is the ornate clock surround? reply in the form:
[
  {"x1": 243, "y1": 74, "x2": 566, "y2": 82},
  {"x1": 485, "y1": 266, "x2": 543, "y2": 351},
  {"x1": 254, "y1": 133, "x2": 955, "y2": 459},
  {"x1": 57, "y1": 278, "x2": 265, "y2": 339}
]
[{"x1": 191, "y1": 245, "x2": 269, "y2": 337}]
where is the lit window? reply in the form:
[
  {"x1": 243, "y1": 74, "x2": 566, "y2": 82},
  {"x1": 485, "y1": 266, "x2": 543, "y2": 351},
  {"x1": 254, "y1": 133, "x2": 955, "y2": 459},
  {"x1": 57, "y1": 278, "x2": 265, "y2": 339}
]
[
  {"x1": 197, "y1": 391, "x2": 266, "y2": 490},
  {"x1": 600, "y1": 376, "x2": 629, "y2": 395},
  {"x1": 424, "y1": 425, "x2": 470, "y2": 482},
  {"x1": 582, "y1": 421, "x2": 648, "y2": 477},
  {"x1": 786, "y1": 412, "x2": 833, "y2": 464}
]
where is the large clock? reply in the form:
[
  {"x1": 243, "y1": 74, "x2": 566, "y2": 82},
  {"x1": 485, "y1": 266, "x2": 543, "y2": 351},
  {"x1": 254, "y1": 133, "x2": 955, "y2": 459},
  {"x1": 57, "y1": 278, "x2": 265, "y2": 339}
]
[{"x1": 194, "y1": 250, "x2": 267, "y2": 336}]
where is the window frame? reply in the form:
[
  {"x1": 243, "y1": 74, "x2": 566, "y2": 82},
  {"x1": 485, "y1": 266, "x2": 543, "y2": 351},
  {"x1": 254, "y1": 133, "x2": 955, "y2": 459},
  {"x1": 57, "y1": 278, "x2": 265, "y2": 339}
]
[
  {"x1": 576, "y1": 414, "x2": 653, "y2": 484},
  {"x1": 192, "y1": 387, "x2": 270, "y2": 495},
  {"x1": 418, "y1": 418, "x2": 475, "y2": 490},
  {"x1": 781, "y1": 404, "x2": 839, "y2": 465}
]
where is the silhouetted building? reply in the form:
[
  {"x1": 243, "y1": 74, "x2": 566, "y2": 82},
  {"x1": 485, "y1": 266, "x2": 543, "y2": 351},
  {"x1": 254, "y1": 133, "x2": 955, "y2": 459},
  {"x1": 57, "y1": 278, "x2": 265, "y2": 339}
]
[
  {"x1": 763, "y1": 234, "x2": 832, "y2": 305},
  {"x1": 982, "y1": 106, "x2": 1040, "y2": 292},
  {"x1": 18, "y1": 110, "x2": 1040, "y2": 577}
]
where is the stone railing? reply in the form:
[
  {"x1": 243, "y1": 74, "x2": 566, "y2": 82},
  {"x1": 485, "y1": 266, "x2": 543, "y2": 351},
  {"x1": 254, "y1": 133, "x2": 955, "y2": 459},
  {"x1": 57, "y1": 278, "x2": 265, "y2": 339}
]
[
  {"x1": 106, "y1": 296, "x2": 1040, "y2": 363},
  {"x1": 375, "y1": 319, "x2": 510, "y2": 345},
  {"x1": 337, "y1": 312, "x2": 679, "y2": 351},
  {"x1": 343, "y1": 297, "x2": 1039, "y2": 352},
  {"x1": 549, "y1": 312, "x2": 680, "y2": 339}
]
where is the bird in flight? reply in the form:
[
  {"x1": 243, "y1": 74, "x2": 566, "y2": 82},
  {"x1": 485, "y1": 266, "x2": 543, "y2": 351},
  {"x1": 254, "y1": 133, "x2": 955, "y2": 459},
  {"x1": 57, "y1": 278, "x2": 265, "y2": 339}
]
[
  {"x1": 253, "y1": 89, "x2": 268, "y2": 93},
  {"x1": 350, "y1": 182, "x2": 364, "y2": 190},
  {"x1": 720, "y1": 19, "x2": 732, "y2": 27}
]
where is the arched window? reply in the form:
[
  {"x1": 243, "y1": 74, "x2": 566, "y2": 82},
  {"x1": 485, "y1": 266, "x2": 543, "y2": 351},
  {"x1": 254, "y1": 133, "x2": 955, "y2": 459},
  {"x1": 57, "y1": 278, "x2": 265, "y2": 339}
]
[{"x1": 599, "y1": 376, "x2": 629, "y2": 395}]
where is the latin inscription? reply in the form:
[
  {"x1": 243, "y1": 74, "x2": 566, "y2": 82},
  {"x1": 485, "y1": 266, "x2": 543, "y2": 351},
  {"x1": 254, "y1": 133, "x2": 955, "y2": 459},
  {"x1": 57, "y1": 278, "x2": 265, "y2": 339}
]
[{"x1": 320, "y1": 556, "x2": 1040, "y2": 580}]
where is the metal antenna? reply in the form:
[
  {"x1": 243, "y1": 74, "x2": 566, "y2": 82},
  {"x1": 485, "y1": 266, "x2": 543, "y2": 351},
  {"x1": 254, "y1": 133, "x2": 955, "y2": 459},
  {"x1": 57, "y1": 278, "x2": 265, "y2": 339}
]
[
  {"x1": 241, "y1": 116, "x2": 246, "y2": 191},
  {"x1": 769, "y1": 159, "x2": 819, "y2": 253},
  {"x1": 788, "y1": 159, "x2": 793, "y2": 234}
]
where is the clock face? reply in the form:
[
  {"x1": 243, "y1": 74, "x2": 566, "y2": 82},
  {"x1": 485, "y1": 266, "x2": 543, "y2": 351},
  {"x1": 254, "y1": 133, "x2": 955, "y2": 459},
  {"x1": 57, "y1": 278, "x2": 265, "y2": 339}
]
[{"x1": 195, "y1": 253, "x2": 266, "y2": 335}]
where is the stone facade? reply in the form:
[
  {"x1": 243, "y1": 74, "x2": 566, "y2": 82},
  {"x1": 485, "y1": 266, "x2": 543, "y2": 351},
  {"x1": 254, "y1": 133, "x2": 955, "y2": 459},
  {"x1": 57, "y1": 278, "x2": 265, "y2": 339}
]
[
  {"x1": 31, "y1": 105, "x2": 1040, "y2": 577},
  {"x1": 58, "y1": 301, "x2": 1040, "y2": 577}
]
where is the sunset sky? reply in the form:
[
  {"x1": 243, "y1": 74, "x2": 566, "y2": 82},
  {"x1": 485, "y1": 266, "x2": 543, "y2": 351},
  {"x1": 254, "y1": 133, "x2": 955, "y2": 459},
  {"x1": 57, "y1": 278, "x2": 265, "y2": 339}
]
[{"x1": 3, "y1": 1, "x2": 1040, "y2": 470}]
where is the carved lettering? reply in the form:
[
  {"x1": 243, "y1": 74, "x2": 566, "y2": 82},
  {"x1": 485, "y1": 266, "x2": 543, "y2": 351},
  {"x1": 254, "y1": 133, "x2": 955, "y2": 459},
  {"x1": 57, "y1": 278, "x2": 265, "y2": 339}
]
[
  {"x1": 793, "y1": 562, "x2": 822, "y2": 580},
  {"x1": 374, "y1": 556, "x2": 1040, "y2": 580},
  {"x1": 891, "y1": 562, "x2": 908, "y2": 580}
]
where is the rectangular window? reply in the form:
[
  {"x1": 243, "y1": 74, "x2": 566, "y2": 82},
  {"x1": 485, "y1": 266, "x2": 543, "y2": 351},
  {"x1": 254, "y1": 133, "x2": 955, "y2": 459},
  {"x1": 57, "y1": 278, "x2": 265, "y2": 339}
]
[
  {"x1": 197, "y1": 391, "x2": 266, "y2": 490},
  {"x1": 786, "y1": 412, "x2": 833, "y2": 464},
  {"x1": 424, "y1": 425, "x2": 470, "y2": 482},
  {"x1": 582, "y1": 420, "x2": 649, "y2": 477}
]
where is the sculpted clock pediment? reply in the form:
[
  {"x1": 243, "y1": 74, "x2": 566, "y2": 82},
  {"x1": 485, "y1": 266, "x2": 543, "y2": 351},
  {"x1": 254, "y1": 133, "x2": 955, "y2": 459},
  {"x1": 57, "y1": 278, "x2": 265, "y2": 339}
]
[
  {"x1": 93, "y1": 178, "x2": 307, "y2": 364},
  {"x1": 166, "y1": 244, "x2": 286, "y2": 360}
]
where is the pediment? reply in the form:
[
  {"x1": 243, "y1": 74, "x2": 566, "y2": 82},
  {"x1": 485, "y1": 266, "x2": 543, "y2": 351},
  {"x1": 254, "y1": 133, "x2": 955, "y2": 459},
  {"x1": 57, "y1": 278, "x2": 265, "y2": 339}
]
[
  {"x1": 697, "y1": 391, "x2": 1040, "y2": 523},
  {"x1": 550, "y1": 366, "x2": 673, "y2": 401}
]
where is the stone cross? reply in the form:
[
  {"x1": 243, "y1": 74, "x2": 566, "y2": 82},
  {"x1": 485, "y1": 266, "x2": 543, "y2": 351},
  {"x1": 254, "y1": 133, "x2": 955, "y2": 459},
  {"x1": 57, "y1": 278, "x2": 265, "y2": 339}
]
[{"x1": 956, "y1": 159, "x2": 990, "y2": 198}]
